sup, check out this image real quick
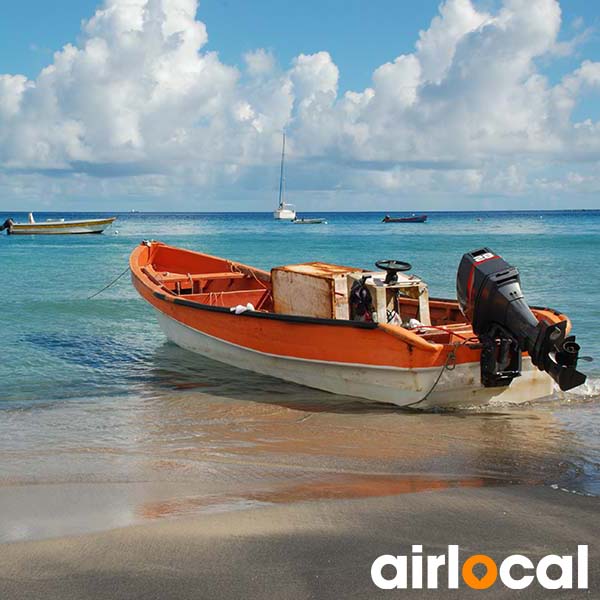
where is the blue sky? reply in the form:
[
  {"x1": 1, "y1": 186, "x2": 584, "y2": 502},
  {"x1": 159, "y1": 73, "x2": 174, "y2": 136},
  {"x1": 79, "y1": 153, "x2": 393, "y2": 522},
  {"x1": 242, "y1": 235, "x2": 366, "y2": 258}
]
[
  {"x1": 2, "y1": 1, "x2": 433, "y2": 91},
  {"x1": 1, "y1": 0, "x2": 600, "y2": 211},
  {"x1": 2, "y1": 1, "x2": 599, "y2": 95}
]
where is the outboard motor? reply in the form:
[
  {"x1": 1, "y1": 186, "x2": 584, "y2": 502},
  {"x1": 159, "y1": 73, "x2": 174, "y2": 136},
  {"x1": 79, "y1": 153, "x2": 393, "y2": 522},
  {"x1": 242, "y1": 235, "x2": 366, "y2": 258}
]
[
  {"x1": 0, "y1": 218, "x2": 14, "y2": 234},
  {"x1": 457, "y1": 248, "x2": 586, "y2": 391}
]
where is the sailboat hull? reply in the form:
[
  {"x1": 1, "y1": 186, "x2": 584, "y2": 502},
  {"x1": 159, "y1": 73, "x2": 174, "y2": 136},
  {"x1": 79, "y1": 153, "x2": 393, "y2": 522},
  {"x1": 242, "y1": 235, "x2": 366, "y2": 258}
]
[{"x1": 273, "y1": 208, "x2": 296, "y2": 220}]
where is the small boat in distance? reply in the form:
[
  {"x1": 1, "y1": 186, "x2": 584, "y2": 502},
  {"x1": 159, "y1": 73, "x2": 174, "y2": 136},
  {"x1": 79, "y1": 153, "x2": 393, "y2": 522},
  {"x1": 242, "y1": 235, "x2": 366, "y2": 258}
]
[
  {"x1": 1, "y1": 213, "x2": 117, "y2": 235},
  {"x1": 130, "y1": 241, "x2": 586, "y2": 409},
  {"x1": 273, "y1": 132, "x2": 296, "y2": 221},
  {"x1": 292, "y1": 217, "x2": 327, "y2": 224},
  {"x1": 382, "y1": 214, "x2": 427, "y2": 223}
]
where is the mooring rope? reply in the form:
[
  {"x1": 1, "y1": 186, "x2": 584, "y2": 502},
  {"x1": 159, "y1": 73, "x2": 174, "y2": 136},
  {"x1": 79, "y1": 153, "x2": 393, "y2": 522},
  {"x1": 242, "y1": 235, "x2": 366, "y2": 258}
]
[
  {"x1": 405, "y1": 342, "x2": 460, "y2": 409},
  {"x1": 87, "y1": 266, "x2": 130, "y2": 300}
]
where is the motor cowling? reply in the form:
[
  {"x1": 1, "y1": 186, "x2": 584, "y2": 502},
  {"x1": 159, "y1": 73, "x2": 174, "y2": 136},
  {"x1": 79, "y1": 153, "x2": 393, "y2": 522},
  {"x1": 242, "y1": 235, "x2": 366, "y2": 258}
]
[
  {"x1": 457, "y1": 248, "x2": 586, "y2": 391},
  {"x1": 0, "y1": 218, "x2": 14, "y2": 233}
]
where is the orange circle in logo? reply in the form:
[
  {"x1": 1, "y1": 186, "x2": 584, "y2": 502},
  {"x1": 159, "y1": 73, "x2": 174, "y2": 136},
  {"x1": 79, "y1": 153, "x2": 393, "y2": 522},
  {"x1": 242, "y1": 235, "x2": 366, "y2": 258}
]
[{"x1": 462, "y1": 554, "x2": 498, "y2": 590}]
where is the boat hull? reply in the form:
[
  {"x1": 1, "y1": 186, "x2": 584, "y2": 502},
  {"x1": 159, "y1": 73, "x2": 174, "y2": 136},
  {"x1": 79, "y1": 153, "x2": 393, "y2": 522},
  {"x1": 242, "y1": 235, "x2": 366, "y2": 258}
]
[
  {"x1": 154, "y1": 308, "x2": 554, "y2": 409},
  {"x1": 273, "y1": 209, "x2": 296, "y2": 220},
  {"x1": 9, "y1": 217, "x2": 116, "y2": 235},
  {"x1": 382, "y1": 215, "x2": 428, "y2": 223},
  {"x1": 292, "y1": 218, "x2": 327, "y2": 224}
]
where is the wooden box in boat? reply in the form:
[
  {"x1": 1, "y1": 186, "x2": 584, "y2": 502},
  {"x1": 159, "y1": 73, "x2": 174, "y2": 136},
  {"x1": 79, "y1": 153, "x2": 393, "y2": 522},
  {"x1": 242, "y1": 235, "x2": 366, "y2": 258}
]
[{"x1": 271, "y1": 262, "x2": 364, "y2": 320}]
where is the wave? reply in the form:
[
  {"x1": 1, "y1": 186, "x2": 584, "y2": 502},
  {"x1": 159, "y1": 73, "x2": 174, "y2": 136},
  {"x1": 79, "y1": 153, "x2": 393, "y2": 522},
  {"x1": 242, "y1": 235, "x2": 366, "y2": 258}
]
[{"x1": 555, "y1": 376, "x2": 600, "y2": 403}]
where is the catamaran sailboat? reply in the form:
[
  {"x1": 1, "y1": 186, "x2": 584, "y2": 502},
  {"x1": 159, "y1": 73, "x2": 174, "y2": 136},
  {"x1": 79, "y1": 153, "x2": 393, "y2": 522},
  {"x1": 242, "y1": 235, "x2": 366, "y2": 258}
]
[{"x1": 273, "y1": 133, "x2": 296, "y2": 220}]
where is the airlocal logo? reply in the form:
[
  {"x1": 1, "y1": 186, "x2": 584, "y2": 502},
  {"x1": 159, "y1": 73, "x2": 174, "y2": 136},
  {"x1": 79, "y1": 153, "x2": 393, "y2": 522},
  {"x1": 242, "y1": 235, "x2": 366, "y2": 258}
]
[{"x1": 371, "y1": 545, "x2": 588, "y2": 590}]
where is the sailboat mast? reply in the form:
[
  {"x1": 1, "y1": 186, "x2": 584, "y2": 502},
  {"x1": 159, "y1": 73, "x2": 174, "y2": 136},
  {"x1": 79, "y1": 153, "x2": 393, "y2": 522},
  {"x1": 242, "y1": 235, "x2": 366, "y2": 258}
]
[{"x1": 277, "y1": 132, "x2": 286, "y2": 208}]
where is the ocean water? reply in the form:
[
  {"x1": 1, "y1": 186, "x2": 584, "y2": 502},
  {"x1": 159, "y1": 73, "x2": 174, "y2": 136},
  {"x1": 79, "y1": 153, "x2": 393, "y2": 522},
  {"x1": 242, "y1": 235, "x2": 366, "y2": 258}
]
[{"x1": 1, "y1": 210, "x2": 599, "y2": 540}]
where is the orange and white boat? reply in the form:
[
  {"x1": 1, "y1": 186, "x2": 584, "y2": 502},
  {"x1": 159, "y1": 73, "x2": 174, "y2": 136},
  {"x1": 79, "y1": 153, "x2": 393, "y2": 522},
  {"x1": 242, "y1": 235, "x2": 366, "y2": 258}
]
[{"x1": 130, "y1": 242, "x2": 586, "y2": 409}]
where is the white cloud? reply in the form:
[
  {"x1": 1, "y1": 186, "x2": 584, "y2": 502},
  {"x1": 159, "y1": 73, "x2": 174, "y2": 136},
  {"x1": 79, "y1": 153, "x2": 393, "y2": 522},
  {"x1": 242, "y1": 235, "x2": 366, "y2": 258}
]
[
  {"x1": 243, "y1": 49, "x2": 276, "y2": 78},
  {"x1": 415, "y1": 0, "x2": 490, "y2": 84},
  {"x1": 1, "y1": 0, "x2": 600, "y2": 210}
]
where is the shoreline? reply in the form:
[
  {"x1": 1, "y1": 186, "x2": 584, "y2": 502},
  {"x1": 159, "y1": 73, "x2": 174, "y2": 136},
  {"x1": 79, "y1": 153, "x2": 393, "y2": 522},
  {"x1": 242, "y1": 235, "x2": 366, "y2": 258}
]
[
  {"x1": 0, "y1": 474, "x2": 529, "y2": 545},
  {"x1": 1, "y1": 484, "x2": 597, "y2": 599}
]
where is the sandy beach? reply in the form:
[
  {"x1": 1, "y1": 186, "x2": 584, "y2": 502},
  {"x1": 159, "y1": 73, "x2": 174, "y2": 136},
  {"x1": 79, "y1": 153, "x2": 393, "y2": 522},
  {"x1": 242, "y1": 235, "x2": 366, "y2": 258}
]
[{"x1": 0, "y1": 484, "x2": 597, "y2": 599}]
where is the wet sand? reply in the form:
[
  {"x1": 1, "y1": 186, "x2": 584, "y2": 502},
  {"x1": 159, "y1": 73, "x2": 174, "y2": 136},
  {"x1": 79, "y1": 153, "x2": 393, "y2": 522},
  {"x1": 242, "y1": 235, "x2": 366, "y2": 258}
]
[{"x1": 0, "y1": 484, "x2": 597, "y2": 599}]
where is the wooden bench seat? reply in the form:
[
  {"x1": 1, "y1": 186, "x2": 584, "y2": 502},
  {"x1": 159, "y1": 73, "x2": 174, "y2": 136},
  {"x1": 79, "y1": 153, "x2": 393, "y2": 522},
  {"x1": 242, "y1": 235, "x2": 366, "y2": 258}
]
[
  {"x1": 184, "y1": 288, "x2": 270, "y2": 309},
  {"x1": 157, "y1": 271, "x2": 246, "y2": 283}
]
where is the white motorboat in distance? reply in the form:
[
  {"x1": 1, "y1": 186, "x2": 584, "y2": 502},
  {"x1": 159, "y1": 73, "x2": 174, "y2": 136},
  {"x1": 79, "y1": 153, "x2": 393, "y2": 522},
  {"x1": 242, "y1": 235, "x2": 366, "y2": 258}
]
[{"x1": 1, "y1": 213, "x2": 117, "y2": 235}]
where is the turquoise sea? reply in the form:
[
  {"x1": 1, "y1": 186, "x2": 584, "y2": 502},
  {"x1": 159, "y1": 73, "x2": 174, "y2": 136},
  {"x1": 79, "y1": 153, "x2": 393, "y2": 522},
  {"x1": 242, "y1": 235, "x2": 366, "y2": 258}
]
[{"x1": 1, "y1": 210, "x2": 599, "y2": 540}]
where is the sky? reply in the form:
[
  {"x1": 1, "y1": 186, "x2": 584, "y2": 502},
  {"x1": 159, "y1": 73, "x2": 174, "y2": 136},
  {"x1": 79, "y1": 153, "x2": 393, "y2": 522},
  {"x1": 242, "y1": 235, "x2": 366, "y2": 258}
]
[{"x1": 1, "y1": 0, "x2": 600, "y2": 212}]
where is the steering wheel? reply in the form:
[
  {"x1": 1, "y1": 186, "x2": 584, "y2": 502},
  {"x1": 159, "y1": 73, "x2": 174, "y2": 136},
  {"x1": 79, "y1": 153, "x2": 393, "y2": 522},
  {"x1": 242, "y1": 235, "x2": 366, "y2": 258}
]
[{"x1": 375, "y1": 259, "x2": 412, "y2": 284}]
